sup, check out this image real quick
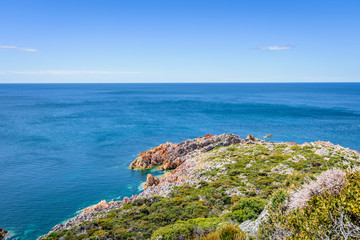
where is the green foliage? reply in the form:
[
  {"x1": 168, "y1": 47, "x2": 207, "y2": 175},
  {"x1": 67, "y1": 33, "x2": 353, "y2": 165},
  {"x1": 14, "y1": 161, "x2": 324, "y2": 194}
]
[
  {"x1": 151, "y1": 223, "x2": 191, "y2": 240},
  {"x1": 231, "y1": 197, "x2": 267, "y2": 222},
  {"x1": 259, "y1": 171, "x2": 360, "y2": 239},
  {"x1": 197, "y1": 224, "x2": 247, "y2": 240},
  {"x1": 151, "y1": 217, "x2": 222, "y2": 240},
  {"x1": 270, "y1": 188, "x2": 288, "y2": 209}
]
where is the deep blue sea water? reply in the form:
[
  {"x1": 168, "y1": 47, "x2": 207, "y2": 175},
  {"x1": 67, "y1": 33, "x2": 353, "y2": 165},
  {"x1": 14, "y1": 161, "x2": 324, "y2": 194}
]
[{"x1": 0, "y1": 83, "x2": 359, "y2": 239}]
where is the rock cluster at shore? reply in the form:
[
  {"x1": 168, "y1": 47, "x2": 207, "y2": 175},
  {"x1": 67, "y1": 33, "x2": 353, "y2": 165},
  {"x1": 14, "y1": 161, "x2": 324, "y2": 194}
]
[
  {"x1": 0, "y1": 228, "x2": 7, "y2": 240},
  {"x1": 129, "y1": 133, "x2": 245, "y2": 170},
  {"x1": 144, "y1": 174, "x2": 160, "y2": 188}
]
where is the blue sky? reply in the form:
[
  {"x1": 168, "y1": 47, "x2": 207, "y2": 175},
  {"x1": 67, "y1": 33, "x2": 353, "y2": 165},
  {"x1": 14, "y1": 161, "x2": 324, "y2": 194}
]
[{"x1": 0, "y1": 0, "x2": 359, "y2": 83}]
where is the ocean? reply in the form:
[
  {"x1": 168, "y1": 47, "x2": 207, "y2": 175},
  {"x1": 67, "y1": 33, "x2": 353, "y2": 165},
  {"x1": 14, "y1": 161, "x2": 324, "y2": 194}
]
[{"x1": 0, "y1": 83, "x2": 359, "y2": 239}]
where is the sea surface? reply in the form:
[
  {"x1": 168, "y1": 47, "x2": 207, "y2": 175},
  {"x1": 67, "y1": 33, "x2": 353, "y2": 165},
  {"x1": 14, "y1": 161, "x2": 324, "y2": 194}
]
[{"x1": 0, "y1": 83, "x2": 359, "y2": 239}]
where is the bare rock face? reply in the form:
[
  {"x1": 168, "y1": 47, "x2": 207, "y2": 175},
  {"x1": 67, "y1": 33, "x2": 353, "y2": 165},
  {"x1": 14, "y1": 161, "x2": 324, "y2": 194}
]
[
  {"x1": 144, "y1": 174, "x2": 160, "y2": 188},
  {"x1": 0, "y1": 228, "x2": 8, "y2": 240},
  {"x1": 129, "y1": 133, "x2": 245, "y2": 170}
]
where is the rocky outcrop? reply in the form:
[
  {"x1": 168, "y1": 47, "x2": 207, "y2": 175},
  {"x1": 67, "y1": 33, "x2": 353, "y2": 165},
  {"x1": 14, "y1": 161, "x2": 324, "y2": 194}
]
[
  {"x1": 129, "y1": 133, "x2": 245, "y2": 170},
  {"x1": 0, "y1": 228, "x2": 7, "y2": 240},
  {"x1": 82, "y1": 200, "x2": 121, "y2": 215},
  {"x1": 143, "y1": 174, "x2": 160, "y2": 188},
  {"x1": 246, "y1": 134, "x2": 260, "y2": 141}
]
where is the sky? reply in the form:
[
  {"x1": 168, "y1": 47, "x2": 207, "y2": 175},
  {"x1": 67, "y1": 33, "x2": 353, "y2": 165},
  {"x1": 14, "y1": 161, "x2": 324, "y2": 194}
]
[{"x1": 0, "y1": 0, "x2": 359, "y2": 83}]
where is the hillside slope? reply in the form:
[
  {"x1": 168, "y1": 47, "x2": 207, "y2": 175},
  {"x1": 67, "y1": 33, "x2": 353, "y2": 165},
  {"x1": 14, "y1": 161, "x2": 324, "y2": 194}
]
[{"x1": 40, "y1": 134, "x2": 360, "y2": 240}]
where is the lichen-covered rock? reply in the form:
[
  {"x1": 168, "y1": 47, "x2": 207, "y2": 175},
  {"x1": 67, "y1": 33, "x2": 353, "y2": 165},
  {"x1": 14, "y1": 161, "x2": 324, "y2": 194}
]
[
  {"x1": 0, "y1": 228, "x2": 8, "y2": 240},
  {"x1": 129, "y1": 133, "x2": 245, "y2": 170}
]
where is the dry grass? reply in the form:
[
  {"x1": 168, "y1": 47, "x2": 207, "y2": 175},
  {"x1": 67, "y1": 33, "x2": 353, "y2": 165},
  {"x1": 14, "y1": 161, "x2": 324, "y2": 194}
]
[{"x1": 287, "y1": 168, "x2": 346, "y2": 210}]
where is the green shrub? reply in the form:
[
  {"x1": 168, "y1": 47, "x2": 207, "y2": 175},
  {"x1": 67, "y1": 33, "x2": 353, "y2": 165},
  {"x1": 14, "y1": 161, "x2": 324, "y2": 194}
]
[
  {"x1": 197, "y1": 224, "x2": 247, "y2": 240},
  {"x1": 259, "y1": 170, "x2": 360, "y2": 239},
  {"x1": 270, "y1": 188, "x2": 288, "y2": 209},
  {"x1": 151, "y1": 218, "x2": 221, "y2": 240},
  {"x1": 231, "y1": 197, "x2": 267, "y2": 222}
]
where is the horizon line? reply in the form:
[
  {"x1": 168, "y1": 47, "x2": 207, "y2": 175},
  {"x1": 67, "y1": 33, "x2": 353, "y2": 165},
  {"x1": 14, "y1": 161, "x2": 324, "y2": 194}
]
[{"x1": 0, "y1": 81, "x2": 360, "y2": 84}]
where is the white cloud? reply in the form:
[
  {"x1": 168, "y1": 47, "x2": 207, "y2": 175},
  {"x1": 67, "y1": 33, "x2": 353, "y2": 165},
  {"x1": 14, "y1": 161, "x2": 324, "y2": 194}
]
[
  {"x1": 0, "y1": 45, "x2": 38, "y2": 52},
  {"x1": 260, "y1": 45, "x2": 293, "y2": 51},
  {"x1": 0, "y1": 46, "x2": 17, "y2": 49},
  {"x1": 19, "y1": 48, "x2": 38, "y2": 52},
  {"x1": 0, "y1": 70, "x2": 141, "y2": 75}
]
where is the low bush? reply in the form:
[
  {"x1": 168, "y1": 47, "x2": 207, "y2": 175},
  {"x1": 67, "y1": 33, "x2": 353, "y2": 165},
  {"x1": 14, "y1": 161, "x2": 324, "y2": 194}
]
[
  {"x1": 197, "y1": 224, "x2": 247, "y2": 240},
  {"x1": 258, "y1": 170, "x2": 360, "y2": 239},
  {"x1": 231, "y1": 197, "x2": 267, "y2": 222},
  {"x1": 151, "y1": 218, "x2": 222, "y2": 240}
]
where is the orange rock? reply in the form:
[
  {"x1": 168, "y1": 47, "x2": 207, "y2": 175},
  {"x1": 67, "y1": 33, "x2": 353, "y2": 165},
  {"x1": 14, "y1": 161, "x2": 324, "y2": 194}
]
[
  {"x1": 144, "y1": 174, "x2": 160, "y2": 188},
  {"x1": 204, "y1": 134, "x2": 213, "y2": 139},
  {"x1": 129, "y1": 133, "x2": 243, "y2": 170},
  {"x1": 246, "y1": 134, "x2": 260, "y2": 141},
  {"x1": 314, "y1": 141, "x2": 333, "y2": 146}
]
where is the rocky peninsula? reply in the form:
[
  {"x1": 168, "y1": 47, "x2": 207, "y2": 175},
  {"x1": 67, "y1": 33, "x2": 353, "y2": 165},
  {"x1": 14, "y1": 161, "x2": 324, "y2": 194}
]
[{"x1": 39, "y1": 133, "x2": 360, "y2": 240}]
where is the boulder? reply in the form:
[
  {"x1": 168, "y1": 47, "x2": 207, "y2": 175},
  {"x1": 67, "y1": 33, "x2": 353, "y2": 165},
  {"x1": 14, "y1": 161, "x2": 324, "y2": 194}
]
[
  {"x1": 144, "y1": 174, "x2": 160, "y2": 188},
  {"x1": 158, "y1": 158, "x2": 183, "y2": 170},
  {"x1": 0, "y1": 228, "x2": 7, "y2": 240},
  {"x1": 246, "y1": 134, "x2": 260, "y2": 141}
]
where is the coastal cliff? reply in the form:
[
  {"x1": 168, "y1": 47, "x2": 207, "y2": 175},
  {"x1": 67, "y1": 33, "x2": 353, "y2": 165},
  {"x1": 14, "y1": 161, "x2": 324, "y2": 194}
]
[{"x1": 40, "y1": 134, "x2": 360, "y2": 240}]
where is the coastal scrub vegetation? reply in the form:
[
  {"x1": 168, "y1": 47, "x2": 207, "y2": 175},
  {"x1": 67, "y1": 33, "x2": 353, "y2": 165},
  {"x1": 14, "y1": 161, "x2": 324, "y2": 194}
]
[
  {"x1": 258, "y1": 170, "x2": 360, "y2": 239},
  {"x1": 197, "y1": 224, "x2": 247, "y2": 240},
  {"x1": 43, "y1": 141, "x2": 360, "y2": 240}
]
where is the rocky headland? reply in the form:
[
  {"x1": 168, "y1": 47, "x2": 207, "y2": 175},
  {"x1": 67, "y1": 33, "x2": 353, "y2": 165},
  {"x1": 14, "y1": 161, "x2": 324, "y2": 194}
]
[
  {"x1": 39, "y1": 133, "x2": 360, "y2": 240},
  {"x1": 129, "y1": 133, "x2": 244, "y2": 170}
]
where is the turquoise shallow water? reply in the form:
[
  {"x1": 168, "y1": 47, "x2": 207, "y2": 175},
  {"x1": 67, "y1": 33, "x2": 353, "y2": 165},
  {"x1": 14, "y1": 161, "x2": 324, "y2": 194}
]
[{"x1": 0, "y1": 83, "x2": 359, "y2": 239}]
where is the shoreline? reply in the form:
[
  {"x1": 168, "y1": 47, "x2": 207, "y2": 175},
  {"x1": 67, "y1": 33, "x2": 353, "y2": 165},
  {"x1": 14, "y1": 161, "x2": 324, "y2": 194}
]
[
  {"x1": 38, "y1": 133, "x2": 248, "y2": 238},
  {"x1": 38, "y1": 133, "x2": 360, "y2": 239}
]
